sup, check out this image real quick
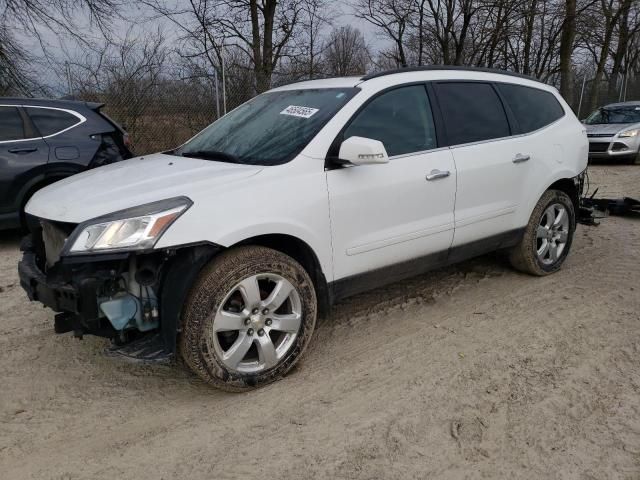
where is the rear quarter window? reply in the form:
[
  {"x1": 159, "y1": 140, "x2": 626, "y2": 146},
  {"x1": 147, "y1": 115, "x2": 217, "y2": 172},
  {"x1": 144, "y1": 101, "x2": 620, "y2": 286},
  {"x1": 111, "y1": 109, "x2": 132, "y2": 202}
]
[
  {"x1": 26, "y1": 107, "x2": 81, "y2": 136},
  {"x1": 497, "y1": 84, "x2": 565, "y2": 133}
]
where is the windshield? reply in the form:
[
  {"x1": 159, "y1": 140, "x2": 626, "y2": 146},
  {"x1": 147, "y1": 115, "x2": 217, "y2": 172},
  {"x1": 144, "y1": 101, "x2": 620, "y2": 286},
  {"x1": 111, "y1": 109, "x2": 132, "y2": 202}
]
[
  {"x1": 585, "y1": 106, "x2": 640, "y2": 125},
  {"x1": 176, "y1": 88, "x2": 358, "y2": 165}
]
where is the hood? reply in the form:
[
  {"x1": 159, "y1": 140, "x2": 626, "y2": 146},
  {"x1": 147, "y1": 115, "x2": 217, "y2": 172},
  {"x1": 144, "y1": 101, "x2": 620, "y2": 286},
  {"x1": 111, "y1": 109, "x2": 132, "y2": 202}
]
[
  {"x1": 584, "y1": 122, "x2": 640, "y2": 135},
  {"x1": 26, "y1": 153, "x2": 262, "y2": 223}
]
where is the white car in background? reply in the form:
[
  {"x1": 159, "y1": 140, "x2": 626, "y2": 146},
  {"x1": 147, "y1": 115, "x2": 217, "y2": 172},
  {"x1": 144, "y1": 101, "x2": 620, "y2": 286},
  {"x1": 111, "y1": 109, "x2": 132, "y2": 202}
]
[
  {"x1": 19, "y1": 67, "x2": 588, "y2": 391},
  {"x1": 584, "y1": 101, "x2": 640, "y2": 164}
]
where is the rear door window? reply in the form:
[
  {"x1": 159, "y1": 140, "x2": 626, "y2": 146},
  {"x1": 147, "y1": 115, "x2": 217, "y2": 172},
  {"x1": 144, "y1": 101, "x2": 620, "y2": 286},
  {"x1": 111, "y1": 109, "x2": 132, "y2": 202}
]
[
  {"x1": 343, "y1": 85, "x2": 437, "y2": 156},
  {"x1": 0, "y1": 106, "x2": 25, "y2": 142},
  {"x1": 497, "y1": 83, "x2": 565, "y2": 133},
  {"x1": 435, "y1": 82, "x2": 510, "y2": 146},
  {"x1": 26, "y1": 107, "x2": 81, "y2": 136}
]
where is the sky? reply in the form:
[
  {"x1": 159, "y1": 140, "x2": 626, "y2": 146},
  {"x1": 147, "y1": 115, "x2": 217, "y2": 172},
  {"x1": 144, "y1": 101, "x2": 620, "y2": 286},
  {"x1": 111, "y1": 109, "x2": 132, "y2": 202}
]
[{"x1": 17, "y1": 1, "x2": 386, "y2": 95}]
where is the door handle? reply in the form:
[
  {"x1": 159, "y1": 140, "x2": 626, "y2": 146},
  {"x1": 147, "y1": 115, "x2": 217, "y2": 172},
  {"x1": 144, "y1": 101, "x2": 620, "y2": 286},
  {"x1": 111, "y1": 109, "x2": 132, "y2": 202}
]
[
  {"x1": 8, "y1": 147, "x2": 37, "y2": 154},
  {"x1": 426, "y1": 169, "x2": 450, "y2": 181},
  {"x1": 512, "y1": 153, "x2": 530, "y2": 163}
]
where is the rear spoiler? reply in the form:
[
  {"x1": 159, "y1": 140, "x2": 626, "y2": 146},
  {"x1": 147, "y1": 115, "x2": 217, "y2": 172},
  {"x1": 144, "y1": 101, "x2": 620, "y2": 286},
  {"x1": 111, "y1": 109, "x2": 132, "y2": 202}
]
[{"x1": 85, "y1": 101, "x2": 105, "y2": 111}]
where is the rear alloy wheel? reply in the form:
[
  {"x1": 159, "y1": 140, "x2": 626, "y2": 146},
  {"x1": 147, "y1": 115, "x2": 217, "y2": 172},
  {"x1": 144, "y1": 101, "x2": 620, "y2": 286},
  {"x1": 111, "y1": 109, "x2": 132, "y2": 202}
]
[
  {"x1": 180, "y1": 246, "x2": 317, "y2": 391},
  {"x1": 535, "y1": 203, "x2": 570, "y2": 266},
  {"x1": 509, "y1": 190, "x2": 576, "y2": 276}
]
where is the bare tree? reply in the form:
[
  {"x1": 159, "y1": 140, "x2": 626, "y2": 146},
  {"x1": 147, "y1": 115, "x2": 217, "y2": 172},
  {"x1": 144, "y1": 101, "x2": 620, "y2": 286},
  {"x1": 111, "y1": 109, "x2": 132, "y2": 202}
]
[
  {"x1": 559, "y1": 0, "x2": 577, "y2": 103},
  {"x1": 1, "y1": 0, "x2": 119, "y2": 94},
  {"x1": 143, "y1": 0, "x2": 331, "y2": 92},
  {"x1": 355, "y1": 0, "x2": 413, "y2": 67},
  {"x1": 66, "y1": 28, "x2": 170, "y2": 151},
  {"x1": 583, "y1": 0, "x2": 627, "y2": 110},
  {"x1": 324, "y1": 25, "x2": 370, "y2": 76}
]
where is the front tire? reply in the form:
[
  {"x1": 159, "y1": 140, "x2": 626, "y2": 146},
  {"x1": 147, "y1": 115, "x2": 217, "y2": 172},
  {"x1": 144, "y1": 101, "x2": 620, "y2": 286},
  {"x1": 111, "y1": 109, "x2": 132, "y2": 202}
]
[
  {"x1": 509, "y1": 190, "x2": 576, "y2": 276},
  {"x1": 180, "y1": 246, "x2": 317, "y2": 391}
]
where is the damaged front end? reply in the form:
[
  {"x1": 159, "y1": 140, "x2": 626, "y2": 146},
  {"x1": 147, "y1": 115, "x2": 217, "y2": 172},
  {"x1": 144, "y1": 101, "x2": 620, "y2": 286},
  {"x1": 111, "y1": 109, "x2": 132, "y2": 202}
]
[{"x1": 18, "y1": 212, "x2": 218, "y2": 363}]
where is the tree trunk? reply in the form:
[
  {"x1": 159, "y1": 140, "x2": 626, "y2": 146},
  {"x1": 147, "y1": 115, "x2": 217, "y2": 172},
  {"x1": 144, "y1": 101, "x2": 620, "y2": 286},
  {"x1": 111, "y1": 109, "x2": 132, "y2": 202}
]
[
  {"x1": 559, "y1": 0, "x2": 577, "y2": 106},
  {"x1": 607, "y1": 0, "x2": 632, "y2": 102},
  {"x1": 522, "y1": 0, "x2": 538, "y2": 75},
  {"x1": 587, "y1": 0, "x2": 622, "y2": 112}
]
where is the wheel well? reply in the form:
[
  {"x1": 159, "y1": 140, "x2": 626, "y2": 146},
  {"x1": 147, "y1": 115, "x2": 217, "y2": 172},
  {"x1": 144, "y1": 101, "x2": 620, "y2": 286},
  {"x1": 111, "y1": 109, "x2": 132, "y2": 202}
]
[
  {"x1": 235, "y1": 234, "x2": 331, "y2": 316},
  {"x1": 547, "y1": 178, "x2": 579, "y2": 212}
]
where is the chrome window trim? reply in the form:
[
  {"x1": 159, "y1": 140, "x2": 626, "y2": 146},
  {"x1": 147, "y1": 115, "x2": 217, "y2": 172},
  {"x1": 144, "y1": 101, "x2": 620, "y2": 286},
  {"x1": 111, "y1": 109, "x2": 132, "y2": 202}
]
[
  {"x1": 0, "y1": 104, "x2": 86, "y2": 144},
  {"x1": 447, "y1": 115, "x2": 565, "y2": 151},
  {"x1": 388, "y1": 145, "x2": 450, "y2": 160}
]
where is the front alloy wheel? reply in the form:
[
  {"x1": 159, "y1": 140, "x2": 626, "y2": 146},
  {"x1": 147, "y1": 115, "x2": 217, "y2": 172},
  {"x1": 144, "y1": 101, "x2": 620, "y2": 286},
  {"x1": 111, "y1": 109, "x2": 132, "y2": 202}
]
[
  {"x1": 181, "y1": 246, "x2": 317, "y2": 391},
  {"x1": 212, "y1": 274, "x2": 302, "y2": 374}
]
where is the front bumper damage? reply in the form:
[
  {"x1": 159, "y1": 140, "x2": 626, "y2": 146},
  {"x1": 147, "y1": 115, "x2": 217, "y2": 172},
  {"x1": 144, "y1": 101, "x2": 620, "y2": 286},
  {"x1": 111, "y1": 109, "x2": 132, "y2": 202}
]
[{"x1": 18, "y1": 225, "x2": 219, "y2": 363}]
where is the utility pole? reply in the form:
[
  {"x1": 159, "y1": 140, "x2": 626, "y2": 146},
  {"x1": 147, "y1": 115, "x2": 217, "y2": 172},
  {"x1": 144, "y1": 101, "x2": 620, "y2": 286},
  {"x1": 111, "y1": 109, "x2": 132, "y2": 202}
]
[
  {"x1": 214, "y1": 68, "x2": 220, "y2": 119},
  {"x1": 65, "y1": 61, "x2": 73, "y2": 98},
  {"x1": 577, "y1": 75, "x2": 587, "y2": 118},
  {"x1": 221, "y1": 41, "x2": 227, "y2": 115}
]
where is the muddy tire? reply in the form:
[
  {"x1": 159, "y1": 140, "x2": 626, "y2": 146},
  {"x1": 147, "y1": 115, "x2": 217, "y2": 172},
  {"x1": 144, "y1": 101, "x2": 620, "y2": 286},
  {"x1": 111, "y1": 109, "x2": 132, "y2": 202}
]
[
  {"x1": 509, "y1": 190, "x2": 576, "y2": 276},
  {"x1": 180, "y1": 246, "x2": 317, "y2": 391}
]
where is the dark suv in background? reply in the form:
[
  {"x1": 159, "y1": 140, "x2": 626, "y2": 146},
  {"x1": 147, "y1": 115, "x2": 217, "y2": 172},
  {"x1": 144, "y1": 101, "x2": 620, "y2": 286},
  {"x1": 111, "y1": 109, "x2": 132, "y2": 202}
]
[{"x1": 0, "y1": 98, "x2": 132, "y2": 230}]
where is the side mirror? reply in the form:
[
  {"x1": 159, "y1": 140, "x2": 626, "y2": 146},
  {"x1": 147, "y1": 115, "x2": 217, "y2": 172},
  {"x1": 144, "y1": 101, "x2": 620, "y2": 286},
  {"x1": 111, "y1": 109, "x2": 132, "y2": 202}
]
[{"x1": 338, "y1": 136, "x2": 389, "y2": 166}]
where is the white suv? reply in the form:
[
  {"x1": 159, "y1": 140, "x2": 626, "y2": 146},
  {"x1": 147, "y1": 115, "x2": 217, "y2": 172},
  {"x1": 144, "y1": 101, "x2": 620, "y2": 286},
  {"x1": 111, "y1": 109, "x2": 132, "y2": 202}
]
[{"x1": 19, "y1": 67, "x2": 588, "y2": 390}]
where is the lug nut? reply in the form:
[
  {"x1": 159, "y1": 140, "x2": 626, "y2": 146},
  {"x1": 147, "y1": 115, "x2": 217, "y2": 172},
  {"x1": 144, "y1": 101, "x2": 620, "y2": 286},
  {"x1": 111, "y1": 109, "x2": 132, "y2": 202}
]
[
  {"x1": 257, "y1": 328, "x2": 265, "y2": 336},
  {"x1": 265, "y1": 318, "x2": 272, "y2": 326},
  {"x1": 247, "y1": 328, "x2": 254, "y2": 336},
  {"x1": 244, "y1": 318, "x2": 251, "y2": 326},
  {"x1": 252, "y1": 308, "x2": 259, "y2": 314},
  {"x1": 262, "y1": 308, "x2": 269, "y2": 315}
]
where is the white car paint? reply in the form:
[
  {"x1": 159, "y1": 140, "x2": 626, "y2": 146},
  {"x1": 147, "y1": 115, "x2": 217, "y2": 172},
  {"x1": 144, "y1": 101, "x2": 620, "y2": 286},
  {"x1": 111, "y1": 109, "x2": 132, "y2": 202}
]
[
  {"x1": 327, "y1": 147, "x2": 456, "y2": 279},
  {"x1": 26, "y1": 69, "x2": 587, "y2": 286}
]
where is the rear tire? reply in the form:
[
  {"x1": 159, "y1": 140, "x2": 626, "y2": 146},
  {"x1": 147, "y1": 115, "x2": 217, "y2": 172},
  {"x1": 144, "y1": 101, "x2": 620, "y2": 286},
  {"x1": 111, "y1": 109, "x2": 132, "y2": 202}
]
[
  {"x1": 180, "y1": 246, "x2": 317, "y2": 391},
  {"x1": 509, "y1": 190, "x2": 576, "y2": 276}
]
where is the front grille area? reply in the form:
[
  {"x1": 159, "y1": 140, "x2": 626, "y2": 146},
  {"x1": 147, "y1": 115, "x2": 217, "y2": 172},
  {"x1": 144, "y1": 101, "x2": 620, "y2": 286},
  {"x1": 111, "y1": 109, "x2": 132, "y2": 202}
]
[
  {"x1": 589, "y1": 142, "x2": 610, "y2": 153},
  {"x1": 587, "y1": 133, "x2": 614, "y2": 138},
  {"x1": 40, "y1": 220, "x2": 76, "y2": 267}
]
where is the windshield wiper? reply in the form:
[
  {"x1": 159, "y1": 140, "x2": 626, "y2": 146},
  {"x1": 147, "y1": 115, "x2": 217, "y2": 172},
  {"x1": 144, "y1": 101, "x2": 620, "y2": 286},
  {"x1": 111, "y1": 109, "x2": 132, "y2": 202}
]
[{"x1": 180, "y1": 150, "x2": 242, "y2": 163}]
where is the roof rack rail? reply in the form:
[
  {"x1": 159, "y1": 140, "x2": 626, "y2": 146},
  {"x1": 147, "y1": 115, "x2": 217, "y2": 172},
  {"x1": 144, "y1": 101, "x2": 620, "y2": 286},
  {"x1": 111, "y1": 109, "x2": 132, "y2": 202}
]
[{"x1": 360, "y1": 65, "x2": 542, "y2": 83}]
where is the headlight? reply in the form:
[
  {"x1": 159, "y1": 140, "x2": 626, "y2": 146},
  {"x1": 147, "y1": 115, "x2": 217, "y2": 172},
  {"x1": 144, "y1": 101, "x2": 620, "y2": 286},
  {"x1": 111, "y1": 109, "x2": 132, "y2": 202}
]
[
  {"x1": 64, "y1": 197, "x2": 192, "y2": 255},
  {"x1": 618, "y1": 129, "x2": 639, "y2": 138}
]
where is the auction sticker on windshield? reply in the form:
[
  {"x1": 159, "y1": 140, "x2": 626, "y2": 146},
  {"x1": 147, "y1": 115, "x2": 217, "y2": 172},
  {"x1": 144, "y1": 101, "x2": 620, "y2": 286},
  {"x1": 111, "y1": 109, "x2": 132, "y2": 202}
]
[{"x1": 280, "y1": 105, "x2": 319, "y2": 118}]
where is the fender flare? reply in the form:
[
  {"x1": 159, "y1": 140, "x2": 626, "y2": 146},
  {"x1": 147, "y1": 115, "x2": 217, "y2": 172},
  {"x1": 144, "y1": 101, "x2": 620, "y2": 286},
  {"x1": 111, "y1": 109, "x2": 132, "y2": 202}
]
[{"x1": 159, "y1": 244, "x2": 221, "y2": 354}]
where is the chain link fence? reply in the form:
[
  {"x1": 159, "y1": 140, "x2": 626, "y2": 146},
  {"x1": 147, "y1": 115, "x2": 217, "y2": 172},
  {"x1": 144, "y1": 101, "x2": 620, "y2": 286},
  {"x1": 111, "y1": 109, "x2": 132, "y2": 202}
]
[
  {"x1": 72, "y1": 65, "x2": 256, "y2": 155},
  {"x1": 573, "y1": 73, "x2": 639, "y2": 120}
]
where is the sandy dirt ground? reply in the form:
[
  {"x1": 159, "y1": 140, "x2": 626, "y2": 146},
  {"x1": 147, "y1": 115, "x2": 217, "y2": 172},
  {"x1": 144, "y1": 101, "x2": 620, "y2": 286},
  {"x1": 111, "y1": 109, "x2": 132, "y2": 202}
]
[{"x1": 0, "y1": 165, "x2": 639, "y2": 480}]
